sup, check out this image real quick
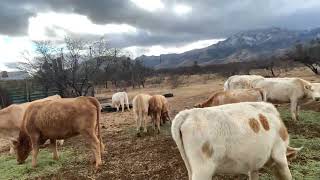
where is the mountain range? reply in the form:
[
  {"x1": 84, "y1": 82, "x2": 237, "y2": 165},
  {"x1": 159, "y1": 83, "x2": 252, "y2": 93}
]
[{"x1": 136, "y1": 27, "x2": 320, "y2": 69}]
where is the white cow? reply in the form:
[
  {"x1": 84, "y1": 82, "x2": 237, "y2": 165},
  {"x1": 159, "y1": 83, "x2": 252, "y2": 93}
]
[
  {"x1": 112, "y1": 92, "x2": 130, "y2": 112},
  {"x1": 252, "y1": 78, "x2": 320, "y2": 121},
  {"x1": 172, "y1": 102, "x2": 301, "y2": 180},
  {"x1": 224, "y1": 75, "x2": 264, "y2": 90},
  {"x1": 0, "y1": 95, "x2": 64, "y2": 154},
  {"x1": 132, "y1": 94, "x2": 152, "y2": 133}
]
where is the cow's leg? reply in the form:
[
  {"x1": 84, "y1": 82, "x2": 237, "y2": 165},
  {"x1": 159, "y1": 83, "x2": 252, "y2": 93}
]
[
  {"x1": 296, "y1": 103, "x2": 300, "y2": 121},
  {"x1": 9, "y1": 141, "x2": 15, "y2": 155},
  {"x1": 30, "y1": 134, "x2": 40, "y2": 168},
  {"x1": 135, "y1": 111, "x2": 140, "y2": 132},
  {"x1": 156, "y1": 112, "x2": 161, "y2": 134},
  {"x1": 85, "y1": 129, "x2": 102, "y2": 168},
  {"x1": 151, "y1": 114, "x2": 156, "y2": 131},
  {"x1": 143, "y1": 112, "x2": 148, "y2": 132},
  {"x1": 126, "y1": 103, "x2": 130, "y2": 111},
  {"x1": 249, "y1": 171, "x2": 259, "y2": 180},
  {"x1": 115, "y1": 104, "x2": 119, "y2": 112},
  {"x1": 290, "y1": 100, "x2": 298, "y2": 121},
  {"x1": 49, "y1": 139, "x2": 59, "y2": 160},
  {"x1": 121, "y1": 102, "x2": 125, "y2": 112}
]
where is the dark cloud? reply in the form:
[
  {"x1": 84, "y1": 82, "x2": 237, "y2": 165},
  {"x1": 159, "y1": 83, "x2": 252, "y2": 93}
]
[{"x1": 1, "y1": 0, "x2": 320, "y2": 47}]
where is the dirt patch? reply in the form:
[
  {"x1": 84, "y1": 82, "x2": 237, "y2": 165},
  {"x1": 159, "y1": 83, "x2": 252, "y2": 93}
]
[{"x1": 284, "y1": 120, "x2": 320, "y2": 138}]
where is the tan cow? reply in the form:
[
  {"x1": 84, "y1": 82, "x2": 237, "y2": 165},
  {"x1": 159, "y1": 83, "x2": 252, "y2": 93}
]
[
  {"x1": 194, "y1": 88, "x2": 266, "y2": 108},
  {"x1": 148, "y1": 95, "x2": 170, "y2": 133},
  {"x1": 0, "y1": 95, "x2": 62, "y2": 154},
  {"x1": 172, "y1": 102, "x2": 302, "y2": 180},
  {"x1": 13, "y1": 96, "x2": 104, "y2": 169},
  {"x1": 252, "y1": 78, "x2": 320, "y2": 121},
  {"x1": 133, "y1": 94, "x2": 152, "y2": 133},
  {"x1": 224, "y1": 75, "x2": 264, "y2": 90}
]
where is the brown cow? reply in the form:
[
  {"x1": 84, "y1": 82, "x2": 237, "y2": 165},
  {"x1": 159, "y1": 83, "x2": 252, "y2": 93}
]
[
  {"x1": 0, "y1": 95, "x2": 62, "y2": 154},
  {"x1": 13, "y1": 96, "x2": 104, "y2": 169},
  {"x1": 148, "y1": 95, "x2": 170, "y2": 133},
  {"x1": 194, "y1": 88, "x2": 266, "y2": 108}
]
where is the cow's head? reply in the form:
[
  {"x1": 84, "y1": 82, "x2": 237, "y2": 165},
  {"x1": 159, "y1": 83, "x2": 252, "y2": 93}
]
[
  {"x1": 305, "y1": 83, "x2": 320, "y2": 101},
  {"x1": 161, "y1": 110, "x2": 171, "y2": 123},
  {"x1": 13, "y1": 131, "x2": 32, "y2": 164}
]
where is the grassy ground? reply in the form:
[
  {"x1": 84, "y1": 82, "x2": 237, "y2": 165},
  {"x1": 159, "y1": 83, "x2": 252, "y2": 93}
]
[{"x1": 0, "y1": 149, "x2": 75, "y2": 180}]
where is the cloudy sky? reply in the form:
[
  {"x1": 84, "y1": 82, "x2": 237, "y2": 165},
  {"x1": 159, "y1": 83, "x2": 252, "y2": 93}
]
[{"x1": 1, "y1": 0, "x2": 320, "y2": 71}]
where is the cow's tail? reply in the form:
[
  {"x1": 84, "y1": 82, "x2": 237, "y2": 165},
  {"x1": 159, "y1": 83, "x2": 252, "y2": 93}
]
[
  {"x1": 87, "y1": 97, "x2": 104, "y2": 154},
  {"x1": 223, "y1": 79, "x2": 230, "y2": 91},
  {"x1": 171, "y1": 111, "x2": 191, "y2": 179},
  {"x1": 125, "y1": 93, "x2": 130, "y2": 111}
]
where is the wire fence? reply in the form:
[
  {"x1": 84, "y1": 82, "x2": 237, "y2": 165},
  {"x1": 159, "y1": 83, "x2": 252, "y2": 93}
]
[{"x1": 0, "y1": 80, "x2": 59, "y2": 108}]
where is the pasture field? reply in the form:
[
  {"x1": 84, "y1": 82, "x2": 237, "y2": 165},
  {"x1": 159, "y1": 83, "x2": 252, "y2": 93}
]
[{"x1": 0, "y1": 68, "x2": 319, "y2": 180}]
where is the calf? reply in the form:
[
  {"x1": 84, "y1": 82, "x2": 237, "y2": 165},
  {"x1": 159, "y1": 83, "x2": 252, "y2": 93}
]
[
  {"x1": 224, "y1": 75, "x2": 264, "y2": 90},
  {"x1": 194, "y1": 88, "x2": 266, "y2": 108},
  {"x1": 252, "y1": 78, "x2": 320, "y2": 121},
  {"x1": 13, "y1": 96, "x2": 104, "y2": 169},
  {"x1": 133, "y1": 94, "x2": 152, "y2": 133},
  {"x1": 172, "y1": 102, "x2": 301, "y2": 180},
  {"x1": 112, "y1": 92, "x2": 130, "y2": 112},
  {"x1": 148, "y1": 95, "x2": 170, "y2": 133},
  {"x1": 0, "y1": 95, "x2": 62, "y2": 154}
]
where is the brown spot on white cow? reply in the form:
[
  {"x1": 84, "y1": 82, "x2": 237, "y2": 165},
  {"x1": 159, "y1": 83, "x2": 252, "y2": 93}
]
[
  {"x1": 249, "y1": 118, "x2": 260, "y2": 133},
  {"x1": 259, "y1": 114, "x2": 270, "y2": 131},
  {"x1": 279, "y1": 126, "x2": 289, "y2": 141},
  {"x1": 202, "y1": 141, "x2": 214, "y2": 158}
]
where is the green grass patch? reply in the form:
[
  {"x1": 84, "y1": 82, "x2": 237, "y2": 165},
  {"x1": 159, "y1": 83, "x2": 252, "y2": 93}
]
[
  {"x1": 0, "y1": 149, "x2": 75, "y2": 180},
  {"x1": 278, "y1": 108, "x2": 320, "y2": 124},
  {"x1": 289, "y1": 136, "x2": 320, "y2": 179}
]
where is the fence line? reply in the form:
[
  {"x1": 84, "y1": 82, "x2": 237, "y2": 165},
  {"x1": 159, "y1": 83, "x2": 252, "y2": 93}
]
[{"x1": 0, "y1": 80, "x2": 59, "y2": 107}]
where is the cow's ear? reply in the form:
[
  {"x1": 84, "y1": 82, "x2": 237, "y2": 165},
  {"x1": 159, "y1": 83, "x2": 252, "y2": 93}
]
[{"x1": 304, "y1": 85, "x2": 312, "y2": 90}]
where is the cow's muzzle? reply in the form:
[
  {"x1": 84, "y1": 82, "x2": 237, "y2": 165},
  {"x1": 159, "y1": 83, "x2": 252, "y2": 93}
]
[{"x1": 315, "y1": 97, "x2": 320, "y2": 101}]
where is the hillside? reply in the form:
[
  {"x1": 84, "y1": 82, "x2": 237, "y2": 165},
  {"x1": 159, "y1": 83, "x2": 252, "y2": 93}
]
[{"x1": 136, "y1": 27, "x2": 320, "y2": 69}]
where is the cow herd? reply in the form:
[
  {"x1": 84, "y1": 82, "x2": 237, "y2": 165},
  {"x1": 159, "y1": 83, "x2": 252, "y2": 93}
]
[{"x1": 0, "y1": 74, "x2": 319, "y2": 179}]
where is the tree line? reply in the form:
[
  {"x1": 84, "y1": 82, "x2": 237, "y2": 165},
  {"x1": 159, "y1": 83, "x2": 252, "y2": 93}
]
[
  {"x1": 15, "y1": 37, "x2": 320, "y2": 98},
  {"x1": 20, "y1": 37, "x2": 151, "y2": 97}
]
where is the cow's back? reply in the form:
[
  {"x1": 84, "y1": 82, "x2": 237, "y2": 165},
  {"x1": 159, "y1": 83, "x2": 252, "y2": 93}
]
[
  {"x1": 226, "y1": 75, "x2": 264, "y2": 90},
  {"x1": 149, "y1": 95, "x2": 165, "y2": 112},
  {"x1": 133, "y1": 94, "x2": 151, "y2": 113},
  {"x1": 23, "y1": 97, "x2": 97, "y2": 139},
  {"x1": 253, "y1": 78, "x2": 306, "y2": 102}
]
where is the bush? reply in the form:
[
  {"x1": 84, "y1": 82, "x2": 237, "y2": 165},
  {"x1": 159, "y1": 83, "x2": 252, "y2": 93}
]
[{"x1": 168, "y1": 74, "x2": 182, "y2": 89}]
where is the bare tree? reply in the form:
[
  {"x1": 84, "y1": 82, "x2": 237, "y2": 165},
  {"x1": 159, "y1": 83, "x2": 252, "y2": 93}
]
[
  {"x1": 1, "y1": 71, "x2": 8, "y2": 78},
  {"x1": 20, "y1": 37, "x2": 112, "y2": 97},
  {"x1": 291, "y1": 39, "x2": 320, "y2": 75}
]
